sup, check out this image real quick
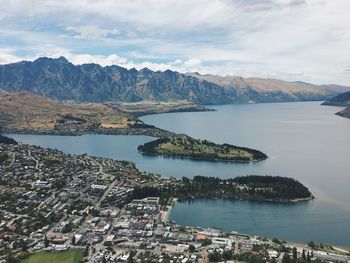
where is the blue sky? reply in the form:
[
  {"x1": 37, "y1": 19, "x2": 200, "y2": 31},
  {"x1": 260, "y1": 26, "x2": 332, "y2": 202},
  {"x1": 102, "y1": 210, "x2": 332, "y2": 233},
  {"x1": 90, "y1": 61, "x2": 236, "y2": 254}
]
[{"x1": 0, "y1": 0, "x2": 349, "y2": 85}]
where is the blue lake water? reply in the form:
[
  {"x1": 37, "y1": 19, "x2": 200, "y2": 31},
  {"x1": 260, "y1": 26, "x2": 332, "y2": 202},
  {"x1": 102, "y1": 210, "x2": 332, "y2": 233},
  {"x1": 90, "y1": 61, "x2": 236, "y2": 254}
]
[{"x1": 7, "y1": 102, "x2": 350, "y2": 247}]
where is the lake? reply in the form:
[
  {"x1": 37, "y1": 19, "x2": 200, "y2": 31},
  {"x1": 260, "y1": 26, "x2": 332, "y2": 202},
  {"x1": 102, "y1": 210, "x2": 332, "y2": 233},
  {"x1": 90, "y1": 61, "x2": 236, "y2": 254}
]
[{"x1": 7, "y1": 102, "x2": 350, "y2": 247}]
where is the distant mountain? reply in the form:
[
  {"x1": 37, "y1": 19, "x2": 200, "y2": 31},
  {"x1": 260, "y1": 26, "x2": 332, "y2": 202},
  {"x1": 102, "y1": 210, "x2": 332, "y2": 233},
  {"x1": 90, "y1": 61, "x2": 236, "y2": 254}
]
[
  {"x1": 187, "y1": 73, "x2": 349, "y2": 103},
  {"x1": 0, "y1": 57, "x2": 348, "y2": 104},
  {"x1": 321, "y1": 91, "x2": 350, "y2": 106}
]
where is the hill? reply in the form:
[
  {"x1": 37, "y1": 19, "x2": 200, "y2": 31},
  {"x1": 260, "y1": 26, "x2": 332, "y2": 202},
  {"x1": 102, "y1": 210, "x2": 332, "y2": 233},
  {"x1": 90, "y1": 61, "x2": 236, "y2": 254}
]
[
  {"x1": 0, "y1": 57, "x2": 348, "y2": 104},
  {"x1": 0, "y1": 91, "x2": 133, "y2": 133},
  {"x1": 137, "y1": 136, "x2": 267, "y2": 162},
  {"x1": 0, "y1": 91, "x2": 208, "y2": 135},
  {"x1": 321, "y1": 91, "x2": 350, "y2": 119},
  {"x1": 188, "y1": 73, "x2": 349, "y2": 103},
  {"x1": 321, "y1": 91, "x2": 350, "y2": 106}
]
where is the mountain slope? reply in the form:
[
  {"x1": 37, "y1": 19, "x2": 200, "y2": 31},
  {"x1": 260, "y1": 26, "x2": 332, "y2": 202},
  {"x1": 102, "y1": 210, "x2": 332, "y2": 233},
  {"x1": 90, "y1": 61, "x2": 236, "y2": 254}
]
[
  {"x1": 0, "y1": 57, "x2": 233, "y2": 104},
  {"x1": 0, "y1": 91, "x2": 135, "y2": 132},
  {"x1": 0, "y1": 57, "x2": 348, "y2": 104},
  {"x1": 187, "y1": 73, "x2": 349, "y2": 103},
  {"x1": 321, "y1": 91, "x2": 350, "y2": 106},
  {"x1": 0, "y1": 91, "x2": 208, "y2": 134},
  {"x1": 321, "y1": 91, "x2": 350, "y2": 119}
]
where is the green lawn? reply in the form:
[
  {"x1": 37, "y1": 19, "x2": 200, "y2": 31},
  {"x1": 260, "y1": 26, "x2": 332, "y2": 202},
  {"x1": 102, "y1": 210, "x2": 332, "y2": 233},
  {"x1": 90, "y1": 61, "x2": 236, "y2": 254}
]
[
  {"x1": 156, "y1": 138, "x2": 253, "y2": 160},
  {"x1": 22, "y1": 249, "x2": 83, "y2": 263}
]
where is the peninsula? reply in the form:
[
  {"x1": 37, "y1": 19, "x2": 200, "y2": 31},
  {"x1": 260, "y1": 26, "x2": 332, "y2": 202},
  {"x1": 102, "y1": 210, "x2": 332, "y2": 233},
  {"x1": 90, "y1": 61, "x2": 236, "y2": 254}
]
[
  {"x1": 133, "y1": 175, "x2": 313, "y2": 203},
  {"x1": 137, "y1": 136, "x2": 268, "y2": 162},
  {"x1": 0, "y1": 91, "x2": 211, "y2": 136}
]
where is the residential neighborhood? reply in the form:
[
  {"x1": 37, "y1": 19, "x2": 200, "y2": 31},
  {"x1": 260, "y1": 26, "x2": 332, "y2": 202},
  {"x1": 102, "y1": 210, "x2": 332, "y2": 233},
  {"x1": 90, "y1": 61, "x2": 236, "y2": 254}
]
[{"x1": 0, "y1": 141, "x2": 349, "y2": 263}]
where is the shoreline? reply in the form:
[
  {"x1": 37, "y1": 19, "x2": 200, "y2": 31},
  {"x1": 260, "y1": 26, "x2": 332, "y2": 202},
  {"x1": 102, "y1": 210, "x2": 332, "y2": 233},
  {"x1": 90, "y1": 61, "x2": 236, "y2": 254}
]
[
  {"x1": 138, "y1": 150, "x2": 268, "y2": 163},
  {"x1": 165, "y1": 199, "x2": 350, "y2": 252},
  {"x1": 177, "y1": 195, "x2": 314, "y2": 205},
  {"x1": 161, "y1": 198, "x2": 177, "y2": 223},
  {"x1": 1, "y1": 126, "x2": 174, "y2": 138},
  {"x1": 288, "y1": 241, "x2": 350, "y2": 254},
  {"x1": 2, "y1": 105, "x2": 345, "y2": 252}
]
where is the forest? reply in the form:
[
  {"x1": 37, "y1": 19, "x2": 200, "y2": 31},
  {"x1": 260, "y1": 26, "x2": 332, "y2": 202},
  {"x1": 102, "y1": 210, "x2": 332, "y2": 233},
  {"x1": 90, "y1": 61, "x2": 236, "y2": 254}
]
[{"x1": 132, "y1": 175, "x2": 313, "y2": 203}]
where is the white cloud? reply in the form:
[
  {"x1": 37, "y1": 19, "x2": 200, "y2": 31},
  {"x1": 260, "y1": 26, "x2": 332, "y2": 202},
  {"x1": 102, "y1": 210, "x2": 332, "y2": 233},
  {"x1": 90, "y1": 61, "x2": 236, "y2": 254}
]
[
  {"x1": 182, "y1": 58, "x2": 202, "y2": 71},
  {"x1": 66, "y1": 25, "x2": 119, "y2": 39},
  {"x1": 68, "y1": 54, "x2": 127, "y2": 66},
  {"x1": 0, "y1": 49, "x2": 23, "y2": 64},
  {"x1": 171, "y1": 59, "x2": 183, "y2": 65},
  {"x1": 0, "y1": 0, "x2": 350, "y2": 85}
]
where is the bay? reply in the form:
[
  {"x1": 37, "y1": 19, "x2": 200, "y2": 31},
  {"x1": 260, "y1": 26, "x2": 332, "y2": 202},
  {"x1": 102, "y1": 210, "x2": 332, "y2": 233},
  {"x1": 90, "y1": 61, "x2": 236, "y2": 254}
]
[{"x1": 7, "y1": 102, "x2": 350, "y2": 246}]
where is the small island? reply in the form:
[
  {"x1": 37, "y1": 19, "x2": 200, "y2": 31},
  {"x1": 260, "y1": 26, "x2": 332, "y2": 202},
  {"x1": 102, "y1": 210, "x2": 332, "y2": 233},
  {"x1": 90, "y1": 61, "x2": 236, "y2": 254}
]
[
  {"x1": 133, "y1": 175, "x2": 314, "y2": 203},
  {"x1": 138, "y1": 136, "x2": 267, "y2": 162}
]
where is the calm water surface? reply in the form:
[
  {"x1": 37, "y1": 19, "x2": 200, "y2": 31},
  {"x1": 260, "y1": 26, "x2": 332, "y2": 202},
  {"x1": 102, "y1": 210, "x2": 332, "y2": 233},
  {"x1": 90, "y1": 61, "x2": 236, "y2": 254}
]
[{"x1": 8, "y1": 102, "x2": 350, "y2": 246}]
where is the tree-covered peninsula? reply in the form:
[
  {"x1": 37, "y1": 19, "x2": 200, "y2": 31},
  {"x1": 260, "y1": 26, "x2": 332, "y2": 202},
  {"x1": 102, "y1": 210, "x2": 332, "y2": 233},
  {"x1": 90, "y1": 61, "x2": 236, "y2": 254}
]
[
  {"x1": 133, "y1": 175, "x2": 314, "y2": 203},
  {"x1": 137, "y1": 136, "x2": 267, "y2": 162}
]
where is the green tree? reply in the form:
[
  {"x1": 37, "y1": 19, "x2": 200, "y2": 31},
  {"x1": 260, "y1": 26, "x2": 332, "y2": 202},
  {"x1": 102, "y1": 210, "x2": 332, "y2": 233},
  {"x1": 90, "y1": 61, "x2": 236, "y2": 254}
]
[
  {"x1": 302, "y1": 249, "x2": 306, "y2": 260},
  {"x1": 308, "y1": 241, "x2": 315, "y2": 248},
  {"x1": 128, "y1": 250, "x2": 137, "y2": 263},
  {"x1": 307, "y1": 251, "x2": 311, "y2": 263},
  {"x1": 282, "y1": 253, "x2": 290, "y2": 263},
  {"x1": 21, "y1": 241, "x2": 28, "y2": 252},
  {"x1": 5, "y1": 249, "x2": 19, "y2": 263},
  {"x1": 201, "y1": 238, "x2": 212, "y2": 246},
  {"x1": 84, "y1": 245, "x2": 89, "y2": 257},
  {"x1": 208, "y1": 251, "x2": 221, "y2": 262},
  {"x1": 272, "y1": 237, "x2": 280, "y2": 244},
  {"x1": 188, "y1": 245, "x2": 195, "y2": 252},
  {"x1": 44, "y1": 234, "x2": 49, "y2": 248},
  {"x1": 223, "y1": 250, "x2": 233, "y2": 261},
  {"x1": 292, "y1": 247, "x2": 297, "y2": 262}
]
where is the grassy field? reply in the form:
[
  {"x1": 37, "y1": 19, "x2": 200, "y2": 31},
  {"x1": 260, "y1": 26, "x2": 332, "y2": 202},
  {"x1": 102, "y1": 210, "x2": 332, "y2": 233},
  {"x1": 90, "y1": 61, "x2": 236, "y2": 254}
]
[
  {"x1": 157, "y1": 138, "x2": 253, "y2": 160},
  {"x1": 0, "y1": 91, "x2": 133, "y2": 132},
  {"x1": 22, "y1": 249, "x2": 83, "y2": 263},
  {"x1": 137, "y1": 136, "x2": 269, "y2": 162}
]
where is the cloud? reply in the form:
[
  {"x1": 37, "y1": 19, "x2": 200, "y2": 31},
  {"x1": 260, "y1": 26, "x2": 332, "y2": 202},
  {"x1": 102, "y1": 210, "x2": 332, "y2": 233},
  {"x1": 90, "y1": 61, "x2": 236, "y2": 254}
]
[
  {"x1": 67, "y1": 54, "x2": 127, "y2": 66},
  {"x1": 0, "y1": 0, "x2": 350, "y2": 85},
  {"x1": 66, "y1": 25, "x2": 119, "y2": 39},
  {"x1": 288, "y1": 0, "x2": 307, "y2": 7},
  {"x1": 183, "y1": 58, "x2": 202, "y2": 70},
  {"x1": 0, "y1": 49, "x2": 23, "y2": 64}
]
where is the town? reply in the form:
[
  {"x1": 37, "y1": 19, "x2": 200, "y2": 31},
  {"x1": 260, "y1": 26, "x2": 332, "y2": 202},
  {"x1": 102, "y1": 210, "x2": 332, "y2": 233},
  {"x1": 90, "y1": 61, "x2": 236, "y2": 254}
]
[{"x1": 0, "y1": 138, "x2": 349, "y2": 263}]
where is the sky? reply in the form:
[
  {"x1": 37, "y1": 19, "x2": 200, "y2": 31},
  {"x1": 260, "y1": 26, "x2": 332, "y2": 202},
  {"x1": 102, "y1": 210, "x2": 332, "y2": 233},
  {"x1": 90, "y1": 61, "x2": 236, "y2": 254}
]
[{"x1": 0, "y1": 0, "x2": 349, "y2": 85}]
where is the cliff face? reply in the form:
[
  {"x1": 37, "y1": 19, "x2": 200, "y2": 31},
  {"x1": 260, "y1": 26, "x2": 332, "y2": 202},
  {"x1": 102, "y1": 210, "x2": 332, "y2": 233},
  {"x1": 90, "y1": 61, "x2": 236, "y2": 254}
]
[{"x1": 0, "y1": 57, "x2": 348, "y2": 104}]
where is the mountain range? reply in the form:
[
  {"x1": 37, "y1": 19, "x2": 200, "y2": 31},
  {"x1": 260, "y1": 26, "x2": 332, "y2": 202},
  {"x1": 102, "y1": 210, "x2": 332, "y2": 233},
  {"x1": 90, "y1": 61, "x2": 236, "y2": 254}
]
[{"x1": 0, "y1": 56, "x2": 349, "y2": 104}]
